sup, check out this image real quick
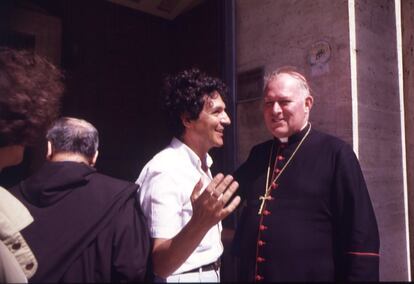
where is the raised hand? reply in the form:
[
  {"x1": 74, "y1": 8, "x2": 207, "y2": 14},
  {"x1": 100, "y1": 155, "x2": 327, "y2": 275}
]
[{"x1": 190, "y1": 173, "x2": 241, "y2": 229}]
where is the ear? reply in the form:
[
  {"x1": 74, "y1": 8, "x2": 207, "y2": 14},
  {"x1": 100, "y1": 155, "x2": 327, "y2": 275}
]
[
  {"x1": 46, "y1": 141, "x2": 53, "y2": 160},
  {"x1": 304, "y1": 95, "x2": 314, "y2": 113},
  {"x1": 180, "y1": 113, "x2": 193, "y2": 129},
  {"x1": 90, "y1": 150, "x2": 99, "y2": 166}
]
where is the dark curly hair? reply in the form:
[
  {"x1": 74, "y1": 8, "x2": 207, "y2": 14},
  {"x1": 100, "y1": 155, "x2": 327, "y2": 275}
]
[
  {"x1": 0, "y1": 47, "x2": 64, "y2": 147},
  {"x1": 163, "y1": 68, "x2": 227, "y2": 138}
]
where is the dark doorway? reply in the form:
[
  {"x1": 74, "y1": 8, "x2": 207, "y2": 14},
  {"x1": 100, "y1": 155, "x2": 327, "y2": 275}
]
[
  {"x1": 58, "y1": 0, "x2": 235, "y2": 182},
  {"x1": 0, "y1": 0, "x2": 236, "y2": 183},
  {"x1": 0, "y1": 0, "x2": 237, "y2": 281}
]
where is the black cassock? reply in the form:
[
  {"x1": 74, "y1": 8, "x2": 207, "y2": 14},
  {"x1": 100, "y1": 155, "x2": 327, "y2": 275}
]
[
  {"x1": 10, "y1": 161, "x2": 151, "y2": 283},
  {"x1": 232, "y1": 124, "x2": 379, "y2": 282}
]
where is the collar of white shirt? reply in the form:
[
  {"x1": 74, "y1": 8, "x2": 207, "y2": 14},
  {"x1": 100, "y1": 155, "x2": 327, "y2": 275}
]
[{"x1": 170, "y1": 137, "x2": 213, "y2": 172}]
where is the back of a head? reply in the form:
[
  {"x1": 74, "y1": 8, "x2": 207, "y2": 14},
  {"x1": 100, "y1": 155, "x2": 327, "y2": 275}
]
[
  {"x1": 46, "y1": 117, "x2": 99, "y2": 160},
  {"x1": 0, "y1": 47, "x2": 64, "y2": 147}
]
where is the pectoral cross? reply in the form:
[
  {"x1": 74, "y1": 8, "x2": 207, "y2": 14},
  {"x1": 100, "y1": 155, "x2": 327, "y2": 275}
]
[{"x1": 258, "y1": 194, "x2": 272, "y2": 215}]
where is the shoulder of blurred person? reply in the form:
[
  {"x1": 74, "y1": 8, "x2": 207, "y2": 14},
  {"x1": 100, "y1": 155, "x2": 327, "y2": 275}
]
[
  {"x1": 0, "y1": 187, "x2": 37, "y2": 283},
  {"x1": 0, "y1": 47, "x2": 64, "y2": 282}
]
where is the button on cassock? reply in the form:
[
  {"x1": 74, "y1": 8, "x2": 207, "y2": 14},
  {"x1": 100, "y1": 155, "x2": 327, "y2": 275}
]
[
  {"x1": 255, "y1": 275, "x2": 264, "y2": 281},
  {"x1": 259, "y1": 225, "x2": 268, "y2": 231}
]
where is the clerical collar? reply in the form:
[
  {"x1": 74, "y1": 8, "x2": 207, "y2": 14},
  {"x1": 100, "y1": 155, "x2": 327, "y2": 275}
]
[
  {"x1": 279, "y1": 137, "x2": 288, "y2": 143},
  {"x1": 275, "y1": 123, "x2": 311, "y2": 145}
]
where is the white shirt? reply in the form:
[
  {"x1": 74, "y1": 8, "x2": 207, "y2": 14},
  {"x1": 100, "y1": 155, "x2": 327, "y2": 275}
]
[{"x1": 136, "y1": 137, "x2": 223, "y2": 275}]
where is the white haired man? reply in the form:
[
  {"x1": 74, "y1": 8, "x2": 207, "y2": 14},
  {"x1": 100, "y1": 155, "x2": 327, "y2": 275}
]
[{"x1": 232, "y1": 67, "x2": 379, "y2": 282}]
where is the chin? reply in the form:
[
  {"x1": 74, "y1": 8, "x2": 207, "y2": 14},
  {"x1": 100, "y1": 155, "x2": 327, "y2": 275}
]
[
  {"x1": 272, "y1": 131, "x2": 289, "y2": 139},
  {"x1": 214, "y1": 139, "x2": 224, "y2": 148},
  {"x1": 269, "y1": 127, "x2": 286, "y2": 137},
  {"x1": 8, "y1": 146, "x2": 25, "y2": 167},
  {"x1": 11, "y1": 157, "x2": 23, "y2": 167}
]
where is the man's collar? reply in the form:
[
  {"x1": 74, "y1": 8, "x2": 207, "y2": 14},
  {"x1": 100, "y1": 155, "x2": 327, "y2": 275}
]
[
  {"x1": 275, "y1": 122, "x2": 311, "y2": 145},
  {"x1": 171, "y1": 137, "x2": 213, "y2": 169}
]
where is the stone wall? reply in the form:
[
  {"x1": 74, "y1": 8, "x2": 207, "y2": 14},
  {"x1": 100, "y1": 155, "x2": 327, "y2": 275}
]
[
  {"x1": 355, "y1": 0, "x2": 408, "y2": 280},
  {"x1": 236, "y1": 0, "x2": 411, "y2": 280},
  {"x1": 236, "y1": 0, "x2": 352, "y2": 165},
  {"x1": 402, "y1": 0, "x2": 414, "y2": 276}
]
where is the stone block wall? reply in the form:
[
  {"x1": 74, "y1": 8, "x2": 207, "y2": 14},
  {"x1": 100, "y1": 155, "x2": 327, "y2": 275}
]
[
  {"x1": 355, "y1": 0, "x2": 408, "y2": 280},
  {"x1": 402, "y1": 0, "x2": 414, "y2": 276},
  {"x1": 236, "y1": 0, "x2": 411, "y2": 280},
  {"x1": 236, "y1": 0, "x2": 352, "y2": 165}
]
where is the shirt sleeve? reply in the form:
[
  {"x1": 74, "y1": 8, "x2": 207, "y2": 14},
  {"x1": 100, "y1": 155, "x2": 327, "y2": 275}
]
[
  {"x1": 0, "y1": 241, "x2": 28, "y2": 283},
  {"x1": 138, "y1": 168, "x2": 187, "y2": 239},
  {"x1": 333, "y1": 144, "x2": 380, "y2": 281}
]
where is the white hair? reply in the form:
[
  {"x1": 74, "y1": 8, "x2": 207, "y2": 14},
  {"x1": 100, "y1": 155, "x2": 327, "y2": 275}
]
[{"x1": 264, "y1": 66, "x2": 312, "y2": 98}]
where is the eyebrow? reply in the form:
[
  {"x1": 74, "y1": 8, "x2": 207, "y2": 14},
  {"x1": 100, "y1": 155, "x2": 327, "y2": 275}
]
[
  {"x1": 211, "y1": 105, "x2": 225, "y2": 111},
  {"x1": 207, "y1": 102, "x2": 225, "y2": 112}
]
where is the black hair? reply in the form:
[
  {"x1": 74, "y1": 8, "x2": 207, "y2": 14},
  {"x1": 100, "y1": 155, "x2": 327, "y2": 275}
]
[{"x1": 163, "y1": 68, "x2": 227, "y2": 138}]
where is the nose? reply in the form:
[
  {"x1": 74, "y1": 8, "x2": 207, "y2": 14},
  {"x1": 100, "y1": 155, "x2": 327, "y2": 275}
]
[
  {"x1": 220, "y1": 111, "x2": 231, "y2": 125},
  {"x1": 272, "y1": 102, "x2": 282, "y2": 114}
]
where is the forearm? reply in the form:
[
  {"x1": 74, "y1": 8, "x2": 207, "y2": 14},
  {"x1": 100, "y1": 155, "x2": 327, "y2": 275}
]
[
  {"x1": 150, "y1": 173, "x2": 240, "y2": 279},
  {"x1": 152, "y1": 218, "x2": 211, "y2": 278}
]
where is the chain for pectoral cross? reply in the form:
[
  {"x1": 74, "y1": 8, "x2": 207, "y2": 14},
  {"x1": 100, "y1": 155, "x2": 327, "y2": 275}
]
[
  {"x1": 257, "y1": 123, "x2": 312, "y2": 215},
  {"x1": 257, "y1": 145, "x2": 278, "y2": 215}
]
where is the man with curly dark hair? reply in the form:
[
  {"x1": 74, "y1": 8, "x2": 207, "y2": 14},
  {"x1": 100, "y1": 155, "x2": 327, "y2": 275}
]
[
  {"x1": 0, "y1": 47, "x2": 63, "y2": 283},
  {"x1": 136, "y1": 68, "x2": 240, "y2": 282}
]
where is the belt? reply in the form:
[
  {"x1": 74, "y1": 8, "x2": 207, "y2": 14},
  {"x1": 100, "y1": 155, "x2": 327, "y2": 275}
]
[{"x1": 183, "y1": 259, "x2": 221, "y2": 274}]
